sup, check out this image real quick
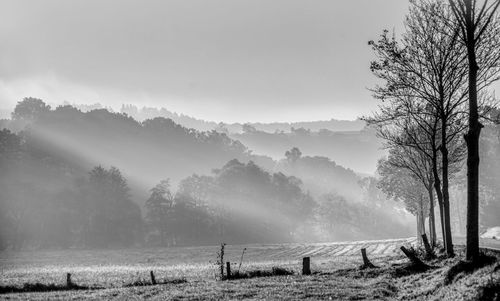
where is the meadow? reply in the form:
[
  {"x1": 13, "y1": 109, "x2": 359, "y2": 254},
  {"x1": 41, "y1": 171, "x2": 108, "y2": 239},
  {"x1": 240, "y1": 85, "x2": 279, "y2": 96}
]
[
  {"x1": 0, "y1": 238, "x2": 414, "y2": 287},
  {"x1": 1, "y1": 237, "x2": 499, "y2": 300}
]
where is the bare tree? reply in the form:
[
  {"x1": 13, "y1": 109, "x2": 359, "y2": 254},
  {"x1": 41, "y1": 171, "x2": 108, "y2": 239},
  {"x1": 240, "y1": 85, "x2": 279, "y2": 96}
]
[
  {"x1": 366, "y1": 102, "x2": 448, "y2": 244},
  {"x1": 384, "y1": 143, "x2": 437, "y2": 247},
  {"x1": 367, "y1": 0, "x2": 471, "y2": 256},
  {"x1": 448, "y1": 0, "x2": 500, "y2": 262},
  {"x1": 377, "y1": 157, "x2": 429, "y2": 243}
]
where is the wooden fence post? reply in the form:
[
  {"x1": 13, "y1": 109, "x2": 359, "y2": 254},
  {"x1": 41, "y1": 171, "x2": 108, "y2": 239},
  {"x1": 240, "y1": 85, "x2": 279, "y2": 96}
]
[
  {"x1": 360, "y1": 248, "x2": 376, "y2": 269},
  {"x1": 302, "y1": 257, "x2": 311, "y2": 275},
  {"x1": 226, "y1": 262, "x2": 231, "y2": 279},
  {"x1": 66, "y1": 273, "x2": 72, "y2": 287},
  {"x1": 150, "y1": 270, "x2": 157, "y2": 285}
]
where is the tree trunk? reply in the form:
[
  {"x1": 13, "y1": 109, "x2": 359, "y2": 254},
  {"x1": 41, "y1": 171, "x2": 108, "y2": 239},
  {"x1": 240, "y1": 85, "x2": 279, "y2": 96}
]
[
  {"x1": 420, "y1": 195, "x2": 426, "y2": 237},
  {"x1": 417, "y1": 212, "x2": 422, "y2": 245},
  {"x1": 422, "y1": 234, "x2": 434, "y2": 258},
  {"x1": 455, "y1": 191, "x2": 464, "y2": 235},
  {"x1": 464, "y1": 0, "x2": 481, "y2": 263},
  {"x1": 441, "y1": 124, "x2": 454, "y2": 257},
  {"x1": 428, "y1": 187, "x2": 437, "y2": 248},
  {"x1": 431, "y1": 149, "x2": 446, "y2": 248}
]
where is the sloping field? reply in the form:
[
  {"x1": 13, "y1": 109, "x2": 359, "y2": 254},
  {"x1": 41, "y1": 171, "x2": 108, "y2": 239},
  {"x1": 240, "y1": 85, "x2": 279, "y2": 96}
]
[
  {"x1": 0, "y1": 238, "x2": 417, "y2": 289},
  {"x1": 1, "y1": 238, "x2": 499, "y2": 300},
  {"x1": 264, "y1": 237, "x2": 417, "y2": 259}
]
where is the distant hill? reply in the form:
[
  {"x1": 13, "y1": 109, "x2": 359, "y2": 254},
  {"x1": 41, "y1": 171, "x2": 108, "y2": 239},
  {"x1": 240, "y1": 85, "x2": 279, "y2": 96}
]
[
  {"x1": 13, "y1": 102, "x2": 381, "y2": 174},
  {"x1": 276, "y1": 154, "x2": 364, "y2": 201},
  {"x1": 0, "y1": 101, "x2": 413, "y2": 248},
  {"x1": 117, "y1": 104, "x2": 383, "y2": 173},
  {"x1": 1, "y1": 102, "x2": 380, "y2": 196},
  {"x1": 119, "y1": 104, "x2": 366, "y2": 133},
  {"x1": 232, "y1": 127, "x2": 385, "y2": 174},
  {"x1": 234, "y1": 119, "x2": 366, "y2": 133},
  {"x1": 1, "y1": 106, "x2": 275, "y2": 200}
]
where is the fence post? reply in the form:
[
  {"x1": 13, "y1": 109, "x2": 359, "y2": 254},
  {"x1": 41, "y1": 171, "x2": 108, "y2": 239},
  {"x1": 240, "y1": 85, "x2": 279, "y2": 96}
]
[
  {"x1": 226, "y1": 262, "x2": 231, "y2": 279},
  {"x1": 66, "y1": 273, "x2": 72, "y2": 287},
  {"x1": 150, "y1": 270, "x2": 157, "y2": 285},
  {"x1": 360, "y1": 248, "x2": 376, "y2": 269},
  {"x1": 302, "y1": 257, "x2": 311, "y2": 275}
]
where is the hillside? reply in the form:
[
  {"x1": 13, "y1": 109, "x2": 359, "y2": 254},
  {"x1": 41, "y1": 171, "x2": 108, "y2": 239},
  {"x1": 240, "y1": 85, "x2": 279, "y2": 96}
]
[
  {"x1": 232, "y1": 127, "x2": 385, "y2": 175},
  {"x1": 1, "y1": 105, "x2": 275, "y2": 198},
  {"x1": 118, "y1": 104, "x2": 384, "y2": 174},
  {"x1": 119, "y1": 104, "x2": 366, "y2": 133},
  {"x1": 38, "y1": 103, "x2": 384, "y2": 175}
]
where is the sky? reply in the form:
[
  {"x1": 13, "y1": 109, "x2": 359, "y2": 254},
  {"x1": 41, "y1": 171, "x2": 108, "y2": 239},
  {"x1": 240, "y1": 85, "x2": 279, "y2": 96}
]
[{"x1": 0, "y1": 0, "x2": 465, "y2": 123}]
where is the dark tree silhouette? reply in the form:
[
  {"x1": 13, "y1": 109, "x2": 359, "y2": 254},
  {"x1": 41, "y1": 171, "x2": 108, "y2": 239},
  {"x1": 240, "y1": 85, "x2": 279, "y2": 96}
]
[
  {"x1": 285, "y1": 147, "x2": 302, "y2": 163},
  {"x1": 449, "y1": 0, "x2": 500, "y2": 262},
  {"x1": 86, "y1": 166, "x2": 141, "y2": 247},
  {"x1": 366, "y1": 0, "x2": 479, "y2": 256},
  {"x1": 11, "y1": 97, "x2": 51, "y2": 121},
  {"x1": 145, "y1": 180, "x2": 174, "y2": 246}
]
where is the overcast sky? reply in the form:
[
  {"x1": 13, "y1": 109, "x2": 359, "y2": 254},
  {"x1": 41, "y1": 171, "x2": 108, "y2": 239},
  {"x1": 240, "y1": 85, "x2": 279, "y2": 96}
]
[{"x1": 1, "y1": 0, "x2": 480, "y2": 123}]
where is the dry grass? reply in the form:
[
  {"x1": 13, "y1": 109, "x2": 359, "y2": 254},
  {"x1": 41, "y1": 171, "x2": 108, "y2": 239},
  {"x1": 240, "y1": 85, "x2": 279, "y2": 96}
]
[
  {"x1": 1, "y1": 240, "x2": 408, "y2": 288},
  {"x1": 1, "y1": 240, "x2": 498, "y2": 300}
]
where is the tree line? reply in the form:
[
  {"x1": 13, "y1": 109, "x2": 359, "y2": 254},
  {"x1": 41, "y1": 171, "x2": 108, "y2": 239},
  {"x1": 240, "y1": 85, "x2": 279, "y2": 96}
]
[
  {"x1": 366, "y1": 0, "x2": 500, "y2": 261},
  {"x1": 1, "y1": 98, "x2": 415, "y2": 249},
  {"x1": 0, "y1": 127, "x2": 411, "y2": 249}
]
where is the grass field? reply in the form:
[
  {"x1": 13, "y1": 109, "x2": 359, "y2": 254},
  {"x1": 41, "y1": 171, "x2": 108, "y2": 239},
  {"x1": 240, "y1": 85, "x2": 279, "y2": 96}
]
[
  {"x1": 0, "y1": 238, "x2": 415, "y2": 288},
  {"x1": 1, "y1": 237, "x2": 499, "y2": 300}
]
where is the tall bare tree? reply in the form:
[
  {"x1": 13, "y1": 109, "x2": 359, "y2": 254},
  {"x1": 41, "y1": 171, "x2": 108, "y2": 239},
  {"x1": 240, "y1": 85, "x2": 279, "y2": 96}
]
[
  {"x1": 448, "y1": 0, "x2": 500, "y2": 262},
  {"x1": 366, "y1": 100, "x2": 450, "y2": 247},
  {"x1": 367, "y1": 0, "x2": 471, "y2": 256}
]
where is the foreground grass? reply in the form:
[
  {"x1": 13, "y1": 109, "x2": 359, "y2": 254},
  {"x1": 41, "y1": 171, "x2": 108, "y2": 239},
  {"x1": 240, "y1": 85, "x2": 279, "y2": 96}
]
[
  {"x1": 3, "y1": 252, "x2": 498, "y2": 300},
  {"x1": 0, "y1": 239, "x2": 410, "y2": 288},
  {"x1": 1, "y1": 240, "x2": 498, "y2": 300},
  {"x1": 0, "y1": 271, "x2": 399, "y2": 300}
]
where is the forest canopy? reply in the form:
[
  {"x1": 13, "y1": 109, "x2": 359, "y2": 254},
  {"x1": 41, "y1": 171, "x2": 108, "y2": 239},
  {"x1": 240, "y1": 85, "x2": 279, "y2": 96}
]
[{"x1": 0, "y1": 99, "x2": 423, "y2": 249}]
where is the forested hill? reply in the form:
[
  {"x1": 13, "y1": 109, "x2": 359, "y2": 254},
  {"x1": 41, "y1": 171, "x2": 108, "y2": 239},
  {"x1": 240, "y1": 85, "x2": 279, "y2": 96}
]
[
  {"x1": 51, "y1": 103, "x2": 383, "y2": 174},
  {"x1": 0, "y1": 100, "x2": 385, "y2": 206},
  {"x1": 0, "y1": 99, "x2": 414, "y2": 249},
  {"x1": 118, "y1": 104, "x2": 383, "y2": 174},
  {"x1": 275, "y1": 150, "x2": 364, "y2": 201},
  {"x1": 1, "y1": 103, "x2": 274, "y2": 195},
  {"x1": 231, "y1": 127, "x2": 384, "y2": 174}
]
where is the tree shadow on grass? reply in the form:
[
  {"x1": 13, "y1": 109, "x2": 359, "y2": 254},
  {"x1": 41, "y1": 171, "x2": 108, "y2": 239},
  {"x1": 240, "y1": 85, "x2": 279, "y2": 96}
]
[
  {"x1": 444, "y1": 253, "x2": 497, "y2": 285},
  {"x1": 225, "y1": 267, "x2": 294, "y2": 280},
  {"x1": 0, "y1": 277, "x2": 189, "y2": 294},
  {"x1": 124, "y1": 278, "x2": 188, "y2": 287},
  {"x1": 0, "y1": 282, "x2": 98, "y2": 294}
]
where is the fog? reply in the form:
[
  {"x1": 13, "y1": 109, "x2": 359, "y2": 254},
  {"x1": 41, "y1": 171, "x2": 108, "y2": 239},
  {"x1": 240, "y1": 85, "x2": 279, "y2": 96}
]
[
  {"x1": 0, "y1": 0, "x2": 499, "y2": 256},
  {"x1": 1, "y1": 99, "x2": 498, "y2": 251},
  {"x1": 0, "y1": 101, "x2": 408, "y2": 249}
]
